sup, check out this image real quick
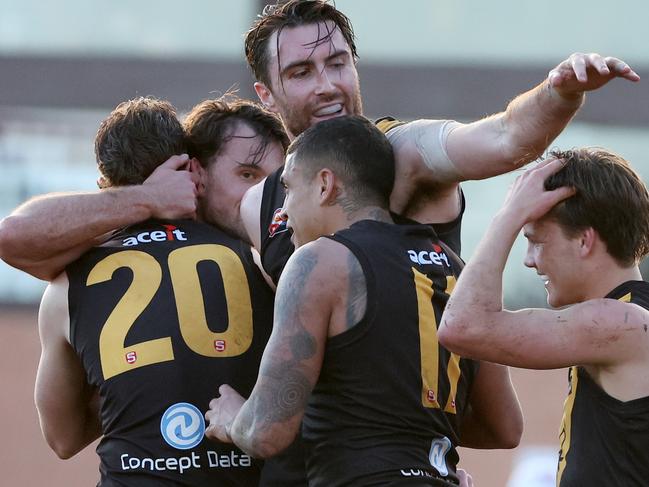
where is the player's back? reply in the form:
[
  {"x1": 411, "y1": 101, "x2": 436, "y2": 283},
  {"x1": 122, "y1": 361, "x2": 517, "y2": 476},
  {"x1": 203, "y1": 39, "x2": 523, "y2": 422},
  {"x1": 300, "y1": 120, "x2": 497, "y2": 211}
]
[
  {"x1": 302, "y1": 219, "x2": 478, "y2": 487},
  {"x1": 66, "y1": 219, "x2": 274, "y2": 486}
]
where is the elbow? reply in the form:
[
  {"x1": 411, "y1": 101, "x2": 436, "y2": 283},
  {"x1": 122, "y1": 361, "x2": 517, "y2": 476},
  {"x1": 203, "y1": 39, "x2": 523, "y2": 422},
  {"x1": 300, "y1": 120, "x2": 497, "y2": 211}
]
[
  {"x1": 438, "y1": 314, "x2": 470, "y2": 354},
  {"x1": 0, "y1": 216, "x2": 60, "y2": 280},
  {"x1": 492, "y1": 407, "x2": 524, "y2": 450},
  {"x1": 0, "y1": 215, "x2": 21, "y2": 265},
  {"x1": 497, "y1": 420, "x2": 523, "y2": 450},
  {"x1": 45, "y1": 436, "x2": 82, "y2": 460},
  {"x1": 53, "y1": 446, "x2": 77, "y2": 460}
]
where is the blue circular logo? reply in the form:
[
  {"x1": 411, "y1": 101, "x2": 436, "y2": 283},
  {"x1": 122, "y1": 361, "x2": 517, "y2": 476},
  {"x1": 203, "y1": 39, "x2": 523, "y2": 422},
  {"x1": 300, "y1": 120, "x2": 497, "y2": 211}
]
[{"x1": 160, "y1": 402, "x2": 205, "y2": 450}]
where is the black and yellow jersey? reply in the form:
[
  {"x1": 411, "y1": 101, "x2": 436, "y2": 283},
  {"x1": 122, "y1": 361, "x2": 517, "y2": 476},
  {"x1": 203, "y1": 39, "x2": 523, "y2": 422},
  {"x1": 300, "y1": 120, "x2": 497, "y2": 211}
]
[
  {"x1": 67, "y1": 219, "x2": 275, "y2": 486},
  {"x1": 258, "y1": 117, "x2": 464, "y2": 286},
  {"x1": 303, "y1": 219, "x2": 479, "y2": 487},
  {"x1": 557, "y1": 280, "x2": 649, "y2": 487}
]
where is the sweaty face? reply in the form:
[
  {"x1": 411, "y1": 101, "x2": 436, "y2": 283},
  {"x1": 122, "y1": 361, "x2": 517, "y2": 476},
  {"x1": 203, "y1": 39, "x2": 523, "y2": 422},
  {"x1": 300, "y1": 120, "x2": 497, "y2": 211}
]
[
  {"x1": 262, "y1": 21, "x2": 362, "y2": 139},
  {"x1": 280, "y1": 154, "x2": 324, "y2": 248},
  {"x1": 523, "y1": 218, "x2": 585, "y2": 308},
  {"x1": 200, "y1": 123, "x2": 284, "y2": 239}
]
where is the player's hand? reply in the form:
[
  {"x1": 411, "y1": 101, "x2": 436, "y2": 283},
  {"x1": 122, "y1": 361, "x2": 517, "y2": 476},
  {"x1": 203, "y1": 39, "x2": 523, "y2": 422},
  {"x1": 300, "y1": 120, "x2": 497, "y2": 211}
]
[
  {"x1": 501, "y1": 157, "x2": 575, "y2": 225},
  {"x1": 457, "y1": 468, "x2": 474, "y2": 487},
  {"x1": 548, "y1": 53, "x2": 640, "y2": 99},
  {"x1": 142, "y1": 154, "x2": 199, "y2": 219},
  {"x1": 204, "y1": 384, "x2": 246, "y2": 443}
]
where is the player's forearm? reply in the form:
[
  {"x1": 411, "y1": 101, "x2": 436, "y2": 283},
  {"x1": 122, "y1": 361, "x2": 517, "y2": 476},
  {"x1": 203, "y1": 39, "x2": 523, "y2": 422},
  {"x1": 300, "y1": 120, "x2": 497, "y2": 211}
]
[
  {"x1": 36, "y1": 381, "x2": 102, "y2": 459},
  {"x1": 500, "y1": 80, "x2": 583, "y2": 166},
  {"x1": 0, "y1": 187, "x2": 153, "y2": 273},
  {"x1": 450, "y1": 211, "x2": 517, "y2": 311},
  {"x1": 459, "y1": 405, "x2": 521, "y2": 449},
  {"x1": 230, "y1": 399, "x2": 298, "y2": 459},
  {"x1": 439, "y1": 212, "x2": 519, "y2": 351}
]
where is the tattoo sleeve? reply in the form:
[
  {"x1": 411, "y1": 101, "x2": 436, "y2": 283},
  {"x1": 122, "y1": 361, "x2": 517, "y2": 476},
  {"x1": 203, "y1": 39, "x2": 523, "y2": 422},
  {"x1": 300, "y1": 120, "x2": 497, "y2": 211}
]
[{"x1": 231, "y1": 246, "x2": 323, "y2": 456}]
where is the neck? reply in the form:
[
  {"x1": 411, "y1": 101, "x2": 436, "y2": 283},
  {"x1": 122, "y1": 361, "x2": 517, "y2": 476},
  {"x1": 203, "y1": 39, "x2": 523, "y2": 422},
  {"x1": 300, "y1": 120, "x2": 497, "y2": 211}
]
[
  {"x1": 324, "y1": 205, "x2": 392, "y2": 235},
  {"x1": 583, "y1": 261, "x2": 643, "y2": 300}
]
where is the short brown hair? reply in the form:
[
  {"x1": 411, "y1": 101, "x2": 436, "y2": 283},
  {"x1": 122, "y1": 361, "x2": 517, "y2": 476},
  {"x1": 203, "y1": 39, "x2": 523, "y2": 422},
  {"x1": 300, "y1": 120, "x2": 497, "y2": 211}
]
[
  {"x1": 183, "y1": 95, "x2": 288, "y2": 167},
  {"x1": 95, "y1": 97, "x2": 185, "y2": 187},
  {"x1": 544, "y1": 148, "x2": 649, "y2": 266},
  {"x1": 245, "y1": 0, "x2": 357, "y2": 87}
]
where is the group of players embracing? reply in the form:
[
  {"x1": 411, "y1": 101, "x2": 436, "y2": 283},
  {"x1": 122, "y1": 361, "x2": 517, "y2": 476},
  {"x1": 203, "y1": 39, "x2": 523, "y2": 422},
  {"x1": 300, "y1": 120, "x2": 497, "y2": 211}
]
[{"x1": 1, "y1": 2, "x2": 648, "y2": 486}]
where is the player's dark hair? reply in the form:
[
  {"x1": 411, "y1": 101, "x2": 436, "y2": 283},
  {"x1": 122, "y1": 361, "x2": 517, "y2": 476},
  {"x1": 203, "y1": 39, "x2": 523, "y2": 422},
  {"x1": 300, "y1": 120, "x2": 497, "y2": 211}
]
[
  {"x1": 245, "y1": 0, "x2": 358, "y2": 88},
  {"x1": 287, "y1": 115, "x2": 394, "y2": 208},
  {"x1": 95, "y1": 97, "x2": 185, "y2": 186},
  {"x1": 545, "y1": 147, "x2": 649, "y2": 266},
  {"x1": 184, "y1": 95, "x2": 288, "y2": 168}
]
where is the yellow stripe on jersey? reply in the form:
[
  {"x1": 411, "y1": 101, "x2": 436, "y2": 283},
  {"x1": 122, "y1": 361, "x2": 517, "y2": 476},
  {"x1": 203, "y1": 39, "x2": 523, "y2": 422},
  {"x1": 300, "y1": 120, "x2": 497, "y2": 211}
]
[
  {"x1": 619, "y1": 292, "x2": 632, "y2": 303},
  {"x1": 375, "y1": 118, "x2": 406, "y2": 134},
  {"x1": 557, "y1": 366, "x2": 579, "y2": 485}
]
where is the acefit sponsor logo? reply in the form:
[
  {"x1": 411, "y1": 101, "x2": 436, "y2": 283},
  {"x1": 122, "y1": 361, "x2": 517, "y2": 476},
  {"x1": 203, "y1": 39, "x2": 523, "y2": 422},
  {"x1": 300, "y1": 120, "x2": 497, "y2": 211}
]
[
  {"x1": 122, "y1": 224, "x2": 187, "y2": 247},
  {"x1": 408, "y1": 244, "x2": 450, "y2": 267}
]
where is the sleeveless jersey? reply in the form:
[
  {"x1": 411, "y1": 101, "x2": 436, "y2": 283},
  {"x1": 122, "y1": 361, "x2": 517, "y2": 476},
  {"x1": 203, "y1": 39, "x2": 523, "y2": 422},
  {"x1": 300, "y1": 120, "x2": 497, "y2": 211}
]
[
  {"x1": 67, "y1": 219, "x2": 275, "y2": 486},
  {"x1": 557, "y1": 280, "x2": 649, "y2": 487},
  {"x1": 302, "y1": 219, "x2": 479, "y2": 487},
  {"x1": 259, "y1": 117, "x2": 464, "y2": 286}
]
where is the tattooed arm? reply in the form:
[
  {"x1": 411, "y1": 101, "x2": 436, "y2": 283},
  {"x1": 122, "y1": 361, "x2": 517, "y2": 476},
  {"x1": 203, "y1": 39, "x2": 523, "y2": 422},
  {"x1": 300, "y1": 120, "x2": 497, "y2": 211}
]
[{"x1": 205, "y1": 238, "x2": 366, "y2": 457}]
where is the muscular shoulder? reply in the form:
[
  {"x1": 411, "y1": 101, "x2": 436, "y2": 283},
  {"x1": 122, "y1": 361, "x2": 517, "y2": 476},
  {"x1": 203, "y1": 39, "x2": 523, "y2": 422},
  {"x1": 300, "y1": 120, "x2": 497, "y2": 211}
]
[
  {"x1": 281, "y1": 238, "x2": 352, "y2": 289},
  {"x1": 280, "y1": 238, "x2": 366, "y2": 334}
]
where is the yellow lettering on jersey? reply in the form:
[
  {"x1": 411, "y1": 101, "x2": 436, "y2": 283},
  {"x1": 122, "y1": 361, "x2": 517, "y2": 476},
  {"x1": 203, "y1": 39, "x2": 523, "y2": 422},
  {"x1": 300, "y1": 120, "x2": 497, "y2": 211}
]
[
  {"x1": 169, "y1": 245, "x2": 253, "y2": 357},
  {"x1": 619, "y1": 292, "x2": 632, "y2": 303},
  {"x1": 444, "y1": 353, "x2": 461, "y2": 414},
  {"x1": 414, "y1": 268, "x2": 441, "y2": 408},
  {"x1": 88, "y1": 251, "x2": 174, "y2": 380},
  {"x1": 414, "y1": 271, "x2": 462, "y2": 412},
  {"x1": 557, "y1": 366, "x2": 578, "y2": 485}
]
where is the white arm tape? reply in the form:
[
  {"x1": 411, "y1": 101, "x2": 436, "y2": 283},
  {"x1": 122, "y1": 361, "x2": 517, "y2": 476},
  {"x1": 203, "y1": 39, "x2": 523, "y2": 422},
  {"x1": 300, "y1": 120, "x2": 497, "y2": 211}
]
[{"x1": 384, "y1": 119, "x2": 464, "y2": 184}]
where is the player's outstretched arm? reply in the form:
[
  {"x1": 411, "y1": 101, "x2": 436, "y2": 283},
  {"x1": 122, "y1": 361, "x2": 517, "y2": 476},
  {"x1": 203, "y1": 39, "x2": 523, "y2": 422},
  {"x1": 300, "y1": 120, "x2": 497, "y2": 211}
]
[
  {"x1": 457, "y1": 361, "x2": 522, "y2": 449},
  {"x1": 34, "y1": 273, "x2": 102, "y2": 459},
  {"x1": 385, "y1": 53, "x2": 637, "y2": 225},
  {"x1": 0, "y1": 155, "x2": 198, "y2": 280},
  {"x1": 445, "y1": 53, "x2": 639, "y2": 181}
]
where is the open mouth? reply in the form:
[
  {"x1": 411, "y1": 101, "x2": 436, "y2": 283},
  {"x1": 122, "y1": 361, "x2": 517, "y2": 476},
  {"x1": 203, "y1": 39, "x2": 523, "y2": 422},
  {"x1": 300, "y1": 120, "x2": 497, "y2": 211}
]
[{"x1": 313, "y1": 103, "x2": 344, "y2": 117}]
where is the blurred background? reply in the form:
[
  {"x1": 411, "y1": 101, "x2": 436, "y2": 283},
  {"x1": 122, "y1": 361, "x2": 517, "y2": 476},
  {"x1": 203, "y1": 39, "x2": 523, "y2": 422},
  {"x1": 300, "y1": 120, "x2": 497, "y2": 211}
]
[{"x1": 0, "y1": 0, "x2": 647, "y2": 485}]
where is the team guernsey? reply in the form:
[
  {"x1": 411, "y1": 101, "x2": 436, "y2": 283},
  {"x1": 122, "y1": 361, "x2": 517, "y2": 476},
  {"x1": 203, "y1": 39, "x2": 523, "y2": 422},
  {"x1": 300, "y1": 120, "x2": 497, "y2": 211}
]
[
  {"x1": 303, "y1": 220, "x2": 479, "y2": 487},
  {"x1": 259, "y1": 117, "x2": 464, "y2": 286},
  {"x1": 66, "y1": 219, "x2": 275, "y2": 486},
  {"x1": 557, "y1": 280, "x2": 649, "y2": 487}
]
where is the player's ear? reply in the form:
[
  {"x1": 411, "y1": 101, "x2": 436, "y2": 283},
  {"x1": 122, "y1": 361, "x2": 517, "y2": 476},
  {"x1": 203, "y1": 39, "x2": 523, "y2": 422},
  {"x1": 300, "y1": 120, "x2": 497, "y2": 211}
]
[
  {"x1": 96, "y1": 176, "x2": 108, "y2": 189},
  {"x1": 188, "y1": 158, "x2": 207, "y2": 196},
  {"x1": 318, "y1": 168, "x2": 338, "y2": 206},
  {"x1": 254, "y1": 82, "x2": 277, "y2": 113},
  {"x1": 578, "y1": 227, "x2": 597, "y2": 258}
]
